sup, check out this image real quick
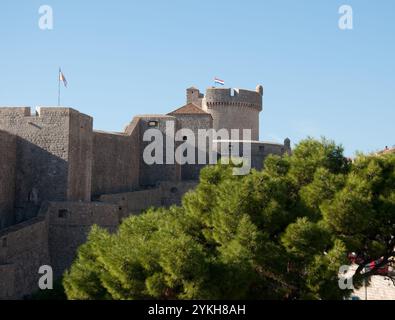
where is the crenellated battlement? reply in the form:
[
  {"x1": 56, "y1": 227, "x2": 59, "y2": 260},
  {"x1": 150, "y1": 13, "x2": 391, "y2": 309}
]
[
  {"x1": 0, "y1": 107, "x2": 32, "y2": 117},
  {"x1": 204, "y1": 86, "x2": 263, "y2": 111},
  {"x1": 198, "y1": 85, "x2": 264, "y2": 141}
]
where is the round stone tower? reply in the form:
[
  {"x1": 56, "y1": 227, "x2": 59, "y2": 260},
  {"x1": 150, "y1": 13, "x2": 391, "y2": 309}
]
[{"x1": 202, "y1": 85, "x2": 263, "y2": 141}]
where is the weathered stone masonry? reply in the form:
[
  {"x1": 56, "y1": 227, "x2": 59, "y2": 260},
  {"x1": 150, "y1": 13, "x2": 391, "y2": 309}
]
[
  {"x1": 0, "y1": 130, "x2": 16, "y2": 230},
  {"x1": 0, "y1": 85, "x2": 290, "y2": 299}
]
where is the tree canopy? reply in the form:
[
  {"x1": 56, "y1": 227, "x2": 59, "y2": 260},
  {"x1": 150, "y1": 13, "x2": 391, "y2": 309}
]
[{"x1": 63, "y1": 138, "x2": 395, "y2": 300}]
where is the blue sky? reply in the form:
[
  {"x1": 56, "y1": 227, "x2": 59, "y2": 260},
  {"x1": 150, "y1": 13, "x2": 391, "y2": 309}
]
[{"x1": 0, "y1": 0, "x2": 394, "y2": 156}]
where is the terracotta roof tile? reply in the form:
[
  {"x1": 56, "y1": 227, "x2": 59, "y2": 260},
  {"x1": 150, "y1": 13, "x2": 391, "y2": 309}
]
[{"x1": 168, "y1": 103, "x2": 209, "y2": 115}]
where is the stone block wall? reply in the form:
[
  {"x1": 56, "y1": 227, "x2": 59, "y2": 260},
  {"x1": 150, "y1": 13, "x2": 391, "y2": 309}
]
[
  {"x1": 250, "y1": 141, "x2": 288, "y2": 171},
  {"x1": 186, "y1": 87, "x2": 204, "y2": 108},
  {"x1": 138, "y1": 116, "x2": 181, "y2": 186},
  {"x1": 205, "y1": 104, "x2": 261, "y2": 142},
  {"x1": 0, "y1": 130, "x2": 16, "y2": 229},
  {"x1": 99, "y1": 181, "x2": 198, "y2": 218},
  {"x1": 159, "y1": 181, "x2": 198, "y2": 207},
  {"x1": 99, "y1": 188, "x2": 162, "y2": 218},
  {"x1": 0, "y1": 264, "x2": 15, "y2": 299},
  {"x1": 216, "y1": 140, "x2": 289, "y2": 171},
  {"x1": 0, "y1": 107, "x2": 93, "y2": 222},
  {"x1": 202, "y1": 87, "x2": 263, "y2": 141},
  {"x1": 46, "y1": 202, "x2": 120, "y2": 278},
  {"x1": 0, "y1": 216, "x2": 50, "y2": 299},
  {"x1": 91, "y1": 129, "x2": 139, "y2": 197},
  {"x1": 67, "y1": 110, "x2": 93, "y2": 202},
  {"x1": 0, "y1": 108, "x2": 70, "y2": 218},
  {"x1": 169, "y1": 114, "x2": 213, "y2": 180}
]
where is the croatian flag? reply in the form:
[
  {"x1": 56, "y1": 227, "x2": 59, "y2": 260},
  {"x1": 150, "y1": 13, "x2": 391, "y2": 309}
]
[
  {"x1": 214, "y1": 77, "x2": 225, "y2": 86},
  {"x1": 59, "y1": 68, "x2": 68, "y2": 88}
]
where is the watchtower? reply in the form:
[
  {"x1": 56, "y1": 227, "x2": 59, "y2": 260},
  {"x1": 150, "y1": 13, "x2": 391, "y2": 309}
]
[{"x1": 201, "y1": 85, "x2": 263, "y2": 141}]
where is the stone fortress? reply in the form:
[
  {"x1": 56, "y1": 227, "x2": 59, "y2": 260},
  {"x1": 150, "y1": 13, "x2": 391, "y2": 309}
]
[{"x1": 0, "y1": 85, "x2": 290, "y2": 299}]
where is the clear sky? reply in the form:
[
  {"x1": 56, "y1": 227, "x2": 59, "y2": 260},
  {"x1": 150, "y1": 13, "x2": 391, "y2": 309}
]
[{"x1": 0, "y1": 0, "x2": 394, "y2": 156}]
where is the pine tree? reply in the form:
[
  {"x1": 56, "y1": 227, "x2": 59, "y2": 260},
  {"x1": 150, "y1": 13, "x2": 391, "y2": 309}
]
[{"x1": 63, "y1": 138, "x2": 395, "y2": 300}]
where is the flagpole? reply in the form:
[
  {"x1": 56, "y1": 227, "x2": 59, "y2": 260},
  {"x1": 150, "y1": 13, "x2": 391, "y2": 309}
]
[{"x1": 58, "y1": 68, "x2": 61, "y2": 106}]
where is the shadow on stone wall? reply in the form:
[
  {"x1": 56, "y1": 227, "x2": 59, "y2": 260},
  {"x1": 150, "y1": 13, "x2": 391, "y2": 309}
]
[{"x1": 13, "y1": 137, "x2": 68, "y2": 224}]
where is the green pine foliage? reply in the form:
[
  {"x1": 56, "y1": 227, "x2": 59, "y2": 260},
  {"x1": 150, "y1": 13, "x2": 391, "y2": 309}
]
[{"x1": 63, "y1": 138, "x2": 395, "y2": 300}]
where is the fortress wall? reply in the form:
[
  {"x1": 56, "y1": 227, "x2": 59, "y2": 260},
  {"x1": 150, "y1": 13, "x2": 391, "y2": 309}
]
[
  {"x1": 250, "y1": 142, "x2": 286, "y2": 171},
  {"x1": 138, "y1": 116, "x2": 181, "y2": 186},
  {"x1": 91, "y1": 129, "x2": 140, "y2": 197},
  {"x1": 0, "y1": 107, "x2": 31, "y2": 118},
  {"x1": 67, "y1": 110, "x2": 93, "y2": 202},
  {"x1": 99, "y1": 188, "x2": 162, "y2": 218},
  {"x1": 171, "y1": 114, "x2": 213, "y2": 180},
  {"x1": 99, "y1": 181, "x2": 198, "y2": 218},
  {"x1": 205, "y1": 104, "x2": 260, "y2": 141},
  {"x1": 46, "y1": 202, "x2": 120, "y2": 278},
  {"x1": 257, "y1": 142, "x2": 287, "y2": 156},
  {"x1": 0, "y1": 181, "x2": 208, "y2": 301},
  {"x1": 159, "y1": 181, "x2": 198, "y2": 207},
  {"x1": 0, "y1": 130, "x2": 16, "y2": 229},
  {"x1": 0, "y1": 108, "x2": 88, "y2": 221},
  {"x1": 43, "y1": 181, "x2": 198, "y2": 282},
  {"x1": 0, "y1": 216, "x2": 50, "y2": 299},
  {"x1": 216, "y1": 141, "x2": 287, "y2": 171},
  {"x1": 0, "y1": 264, "x2": 15, "y2": 299}
]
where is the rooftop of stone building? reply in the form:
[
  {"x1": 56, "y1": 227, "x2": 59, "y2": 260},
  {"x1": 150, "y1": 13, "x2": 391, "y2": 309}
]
[{"x1": 168, "y1": 103, "x2": 210, "y2": 116}]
